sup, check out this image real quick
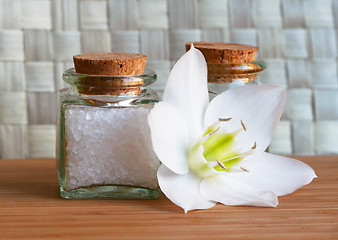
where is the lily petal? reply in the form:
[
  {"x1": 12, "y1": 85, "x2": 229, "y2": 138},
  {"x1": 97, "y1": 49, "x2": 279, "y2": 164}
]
[
  {"x1": 204, "y1": 84, "x2": 286, "y2": 152},
  {"x1": 200, "y1": 173, "x2": 278, "y2": 207},
  {"x1": 229, "y1": 152, "x2": 317, "y2": 196},
  {"x1": 157, "y1": 165, "x2": 216, "y2": 213},
  {"x1": 148, "y1": 102, "x2": 189, "y2": 174},
  {"x1": 163, "y1": 44, "x2": 209, "y2": 141}
]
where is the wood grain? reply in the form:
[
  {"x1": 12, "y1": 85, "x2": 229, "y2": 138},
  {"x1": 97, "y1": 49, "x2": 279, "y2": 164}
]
[{"x1": 0, "y1": 156, "x2": 337, "y2": 239}]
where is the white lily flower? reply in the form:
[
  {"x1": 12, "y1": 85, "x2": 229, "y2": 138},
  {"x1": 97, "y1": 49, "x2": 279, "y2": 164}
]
[{"x1": 148, "y1": 45, "x2": 317, "y2": 213}]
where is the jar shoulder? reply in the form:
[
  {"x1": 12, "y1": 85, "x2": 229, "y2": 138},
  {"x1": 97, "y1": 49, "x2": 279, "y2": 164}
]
[{"x1": 58, "y1": 88, "x2": 160, "y2": 108}]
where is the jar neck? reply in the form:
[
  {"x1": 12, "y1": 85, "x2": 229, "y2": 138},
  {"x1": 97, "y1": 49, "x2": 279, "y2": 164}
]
[
  {"x1": 206, "y1": 62, "x2": 266, "y2": 84},
  {"x1": 63, "y1": 68, "x2": 157, "y2": 96},
  {"x1": 75, "y1": 76, "x2": 143, "y2": 96},
  {"x1": 208, "y1": 73, "x2": 259, "y2": 83}
]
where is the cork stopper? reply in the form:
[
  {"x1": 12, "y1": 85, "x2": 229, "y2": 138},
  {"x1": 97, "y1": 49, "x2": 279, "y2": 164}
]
[
  {"x1": 73, "y1": 52, "x2": 147, "y2": 75},
  {"x1": 185, "y1": 42, "x2": 257, "y2": 63},
  {"x1": 186, "y1": 42, "x2": 261, "y2": 83},
  {"x1": 72, "y1": 53, "x2": 147, "y2": 95}
]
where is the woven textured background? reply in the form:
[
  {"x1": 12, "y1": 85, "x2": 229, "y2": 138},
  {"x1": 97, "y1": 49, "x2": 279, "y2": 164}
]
[{"x1": 0, "y1": 0, "x2": 337, "y2": 159}]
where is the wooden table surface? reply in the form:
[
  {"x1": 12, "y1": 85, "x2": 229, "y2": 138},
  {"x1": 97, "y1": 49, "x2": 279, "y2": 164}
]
[{"x1": 0, "y1": 156, "x2": 337, "y2": 240}]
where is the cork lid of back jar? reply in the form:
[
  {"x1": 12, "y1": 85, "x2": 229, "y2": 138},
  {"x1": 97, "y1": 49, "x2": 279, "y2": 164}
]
[
  {"x1": 186, "y1": 42, "x2": 257, "y2": 63},
  {"x1": 72, "y1": 52, "x2": 148, "y2": 95},
  {"x1": 186, "y1": 42, "x2": 262, "y2": 83}
]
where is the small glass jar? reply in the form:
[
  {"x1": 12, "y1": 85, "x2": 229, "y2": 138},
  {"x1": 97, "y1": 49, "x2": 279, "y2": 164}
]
[
  {"x1": 56, "y1": 68, "x2": 161, "y2": 199},
  {"x1": 207, "y1": 61, "x2": 266, "y2": 99}
]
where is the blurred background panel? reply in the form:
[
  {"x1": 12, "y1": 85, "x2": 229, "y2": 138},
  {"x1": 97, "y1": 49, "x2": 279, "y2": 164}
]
[{"x1": 0, "y1": 0, "x2": 337, "y2": 158}]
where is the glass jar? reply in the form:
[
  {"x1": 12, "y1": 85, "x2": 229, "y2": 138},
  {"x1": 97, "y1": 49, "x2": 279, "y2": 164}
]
[
  {"x1": 56, "y1": 68, "x2": 161, "y2": 199},
  {"x1": 207, "y1": 61, "x2": 266, "y2": 99}
]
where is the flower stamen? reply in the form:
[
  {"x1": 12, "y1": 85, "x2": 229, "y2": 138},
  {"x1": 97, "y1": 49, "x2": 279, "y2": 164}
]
[
  {"x1": 209, "y1": 127, "x2": 220, "y2": 136},
  {"x1": 219, "y1": 117, "x2": 232, "y2": 122},
  {"x1": 219, "y1": 149, "x2": 253, "y2": 163},
  {"x1": 216, "y1": 158, "x2": 227, "y2": 171},
  {"x1": 240, "y1": 167, "x2": 249, "y2": 172},
  {"x1": 241, "y1": 120, "x2": 247, "y2": 131},
  {"x1": 252, "y1": 142, "x2": 257, "y2": 150}
]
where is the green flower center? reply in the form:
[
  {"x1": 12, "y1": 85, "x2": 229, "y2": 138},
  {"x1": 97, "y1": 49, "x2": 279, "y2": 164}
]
[{"x1": 187, "y1": 118, "x2": 255, "y2": 178}]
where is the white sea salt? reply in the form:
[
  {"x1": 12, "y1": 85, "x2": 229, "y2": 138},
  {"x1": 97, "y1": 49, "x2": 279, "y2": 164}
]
[{"x1": 64, "y1": 105, "x2": 159, "y2": 191}]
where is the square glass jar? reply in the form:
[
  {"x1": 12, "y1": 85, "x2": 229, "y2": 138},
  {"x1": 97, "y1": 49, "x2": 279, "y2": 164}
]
[{"x1": 56, "y1": 68, "x2": 161, "y2": 199}]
